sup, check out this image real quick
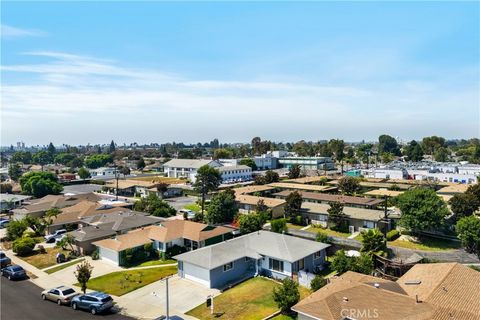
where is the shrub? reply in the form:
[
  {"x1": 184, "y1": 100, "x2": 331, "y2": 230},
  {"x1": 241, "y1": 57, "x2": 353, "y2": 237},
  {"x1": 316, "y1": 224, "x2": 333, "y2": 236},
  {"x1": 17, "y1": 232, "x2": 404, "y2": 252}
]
[
  {"x1": 13, "y1": 237, "x2": 36, "y2": 256},
  {"x1": 6, "y1": 220, "x2": 28, "y2": 241},
  {"x1": 315, "y1": 231, "x2": 332, "y2": 244},
  {"x1": 91, "y1": 249, "x2": 99, "y2": 260},
  {"x1": 271, "y1": 218, "x2": 288, "y2": 233},
  {"x1": 386, "y1": 229, "x2": 400, "y2": 241},
  {"x1": 294, "y1": 215, "x2": 303, "y2": 226},
  {"x1": 272, "y1": 278, "x2": 300, "y2": 313},
  {"x1": 310, "y1": 275, "x2": 327, "y2": 291},
  {"x1": 37, "y1": 245, "x2": 46, "y2": 254}
]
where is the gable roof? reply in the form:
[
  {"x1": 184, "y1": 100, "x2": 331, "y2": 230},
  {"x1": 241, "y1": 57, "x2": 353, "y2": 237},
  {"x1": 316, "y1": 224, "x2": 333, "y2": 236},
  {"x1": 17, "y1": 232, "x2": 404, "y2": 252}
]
[
  {"x1": 51, "y1": 200, "x2": 129, "y2": 226},
  {"x1": 68, "y1": 223, "x2": 117, "y2": 242},
  {"x1": 83, "y1": 211, "x2": 160, "y2": 231},
  {"x1": 13, "y1": 193, "x2": 101, "y2": 215},
  {"x1": 163, "y1": 159, "x2": 220, "y2": 169},
  {"x1": 273, "y1": 190, "x2": 384, "y2": 207},
  {"x1": 174, "y1": 230, "x2": 330, "y2": 270},
  {"x1": 398, "y1": 263, "x2": 480, "y2": 320},
  {"x1": 293, "y1": 272, "x2": 435, "y2": 320},
  {"x1": 93, "y1": 220, "x2": 233, "y2": 252}
]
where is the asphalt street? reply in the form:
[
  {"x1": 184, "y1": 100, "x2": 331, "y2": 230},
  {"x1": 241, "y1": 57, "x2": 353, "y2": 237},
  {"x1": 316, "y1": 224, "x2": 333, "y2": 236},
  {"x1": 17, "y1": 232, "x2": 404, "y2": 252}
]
[{"x1": 0, "y1": 277, "x2": 134, "y2": 320}]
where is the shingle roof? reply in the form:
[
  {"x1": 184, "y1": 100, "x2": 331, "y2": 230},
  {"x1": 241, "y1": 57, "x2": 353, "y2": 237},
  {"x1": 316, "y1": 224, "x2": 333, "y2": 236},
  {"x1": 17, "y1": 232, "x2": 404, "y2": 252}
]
[
  {"x1": 51, "y1": 200, "x2": 129, "y2": 225},
  {"x1": 174, "y1": 230, "x2": 330, "y2": 270},
  {"x1": 301, "y1": 202, "x2": 385, "y2": 222},
  {"x1": 268, "y1": 182, "x2": 337, "y2": 192},
  {"x1": 293, "y1": 272, "x2": 435, "y2": 320},
  {"x1": 163, "y1": 159, "x2": 219, "y2": 169},
  {"x1": 93, "y1": 227, "x2": 152, "y2": 252},
  {"x1": 85, "y1": 211, "x2": 160, "y2": 231},
  {"x1": 235, "y1": 194, "x2": 286, "y2": 208},
  {"x1": 13, "y1": 193, "x2": 101, "y2": 215},
  {"x1": 68, "y1": 223, "x2": 117, "y2": 242},
  {"x1": 274, "y1": 190, "x2": 384, "y2": 207}
]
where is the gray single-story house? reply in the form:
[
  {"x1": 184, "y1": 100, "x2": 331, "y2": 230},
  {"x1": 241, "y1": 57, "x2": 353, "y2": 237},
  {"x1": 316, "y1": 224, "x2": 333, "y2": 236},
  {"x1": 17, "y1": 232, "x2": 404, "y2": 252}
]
[{"x1": 174, "y1": 230, "x2": 330, "y2": 289}]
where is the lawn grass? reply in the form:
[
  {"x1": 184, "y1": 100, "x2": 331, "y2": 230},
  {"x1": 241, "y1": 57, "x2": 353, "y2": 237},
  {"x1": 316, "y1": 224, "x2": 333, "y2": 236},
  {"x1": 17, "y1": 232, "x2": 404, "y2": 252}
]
[
  {"x1": 130, "y1": 176, "x2": 184, "y2": 184},
  {"x1": 388, "y1": 237, "x2": 461, "y2": 251},
  {"x1": 44, "y1": 258, "x2": 85, "y2": 274},
  {"x1": 19, "y1": 247, "x2": 70, "y2": 269},
  {"x1": 271, "y1": 315, "x2": 297, "y2": 320},
  {"x1": 184, "y1": 203, "x2": 202, "y2": 213},
  {"x1": 286, "y1": 223, "x2": 305, "y2": 230},
  {"x1": 308, "y1": 226, "x2": 351, "y2": 238},
  {"x1": 187, "y1": 277, "x2": 311, "y2": 320},
  {"x1": 134, "y1": 259, "x2": 176, "y2": 267},
  {"x1": 83, "y1": 266, "x2": 177, "y2": 296}
]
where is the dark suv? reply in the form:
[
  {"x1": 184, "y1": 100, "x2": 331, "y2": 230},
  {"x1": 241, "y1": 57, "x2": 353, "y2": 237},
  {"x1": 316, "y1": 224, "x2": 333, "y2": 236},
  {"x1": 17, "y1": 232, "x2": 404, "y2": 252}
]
[{"x1": 71, "y1": 292, "x2": 114, "y2": 315}]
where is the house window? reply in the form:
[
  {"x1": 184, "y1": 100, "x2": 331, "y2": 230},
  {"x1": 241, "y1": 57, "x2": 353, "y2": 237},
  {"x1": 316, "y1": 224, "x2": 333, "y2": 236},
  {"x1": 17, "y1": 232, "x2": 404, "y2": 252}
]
[
  {"x1": 314, "y1": 251, "x2": 322, "y2": 260},
  {"x1": 269, "y1": 258, "x2": 284, "y2": 272},
  {"x1": 223, "y1": 262, "x2": 234, "y2": 272},
  {"x1": 363, "y1": 221, "x2": 375, "y2": 229},
  {"x1": 245, "y1": 257, "x2": 252, "y2": 262}
]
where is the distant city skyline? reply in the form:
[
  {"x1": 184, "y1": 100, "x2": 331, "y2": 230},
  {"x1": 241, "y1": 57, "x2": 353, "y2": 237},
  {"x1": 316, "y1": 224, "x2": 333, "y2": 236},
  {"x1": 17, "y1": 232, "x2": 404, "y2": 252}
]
[{"x1": 2, "y1": 2, "x2": 479, "y2": 145}]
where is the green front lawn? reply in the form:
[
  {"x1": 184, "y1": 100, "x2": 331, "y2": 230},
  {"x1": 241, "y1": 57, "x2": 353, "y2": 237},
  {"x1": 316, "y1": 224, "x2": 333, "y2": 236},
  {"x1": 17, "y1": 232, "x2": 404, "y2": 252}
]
[
  {"x1": 186, "y1": 277, "x2": 311, "y2": 320},
  {"x1": 388, "y1": 237, "x2": 461, "y2": 251},
  {"x1": 271, "y1": 315, "x2": 297, "y2": 320},
  {"x1": 134, "y1": 259, "x2": 176, "y2": 267},
  {"x1": 83, "y1": 266, "x2": 177, "y2": 296},
  {"x1": 184, "y1": 203, "x2": 202, "y2": 213},
  {"x1": 286, "y1": 223, "x2": 305, "y2": 230},
  {"x1": 45, "y1": 258, "x2": 85, "y2": 274},
  {"x1": 307, "y1": 226, "x2": 351, "y2": 238},
  {"x1": 19, "y1": 247, "x2": 70, "y2": 269}
]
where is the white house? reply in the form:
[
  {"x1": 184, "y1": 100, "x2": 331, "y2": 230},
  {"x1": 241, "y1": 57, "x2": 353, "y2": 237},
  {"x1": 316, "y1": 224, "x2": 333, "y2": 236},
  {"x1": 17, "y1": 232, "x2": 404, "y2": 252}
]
[
  {"x1": 89, "y1": 167, "x2": 116, "y2": 178},
  {"x1": 162, "y1": 159, "x2": 222, "y2": 183},
  {"x1": 218, "y1": 165, "x2": 252, "y2": 183}
]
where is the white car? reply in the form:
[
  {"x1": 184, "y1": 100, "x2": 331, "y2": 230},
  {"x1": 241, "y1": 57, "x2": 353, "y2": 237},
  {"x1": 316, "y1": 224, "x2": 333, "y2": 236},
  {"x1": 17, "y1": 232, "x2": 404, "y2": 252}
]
[
  {"x1": 179, "y1": 209, "x2": 196, "y2": 220},
  {"x1": 44, "y1": 229, "x2": 67, "y2": 243}
]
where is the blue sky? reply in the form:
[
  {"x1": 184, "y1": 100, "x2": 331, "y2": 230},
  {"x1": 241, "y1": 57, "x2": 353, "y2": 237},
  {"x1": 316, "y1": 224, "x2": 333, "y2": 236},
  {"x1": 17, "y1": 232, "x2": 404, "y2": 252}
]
[{"x1": 1, "y1": 1, "x2": 479, "y2": 145}]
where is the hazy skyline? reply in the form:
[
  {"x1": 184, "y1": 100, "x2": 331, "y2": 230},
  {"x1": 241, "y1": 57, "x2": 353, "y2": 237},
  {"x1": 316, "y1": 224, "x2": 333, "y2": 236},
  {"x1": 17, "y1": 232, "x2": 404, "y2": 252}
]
[{"x1": 1, "y1": 2, "x2": 479, "y2": 145}]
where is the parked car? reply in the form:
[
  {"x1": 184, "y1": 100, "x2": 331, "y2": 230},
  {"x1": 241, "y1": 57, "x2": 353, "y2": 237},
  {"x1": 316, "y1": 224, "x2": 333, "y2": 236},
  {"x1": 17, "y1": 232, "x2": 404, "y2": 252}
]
[
  {"x1": 0, "y1": 252, "x2": 11, "y2": 268},
  {"x1": 71, "y1": 292, "x2": 114, "y2": 315},
  {"x1": 179, "y1": 209, "x2": 195, "y2": 220},
  {"x1": 1, "y1": 265, "x2": 26, "y2": 280},
  {"x1": 41, "y1": 286, "x2": 78, "y2": 305},
  {"x1": 0, "y1": 220, "x2": 9, "y2": 229},
  {"x1": 44, "y1": 229, "x2": 67, "y2": 243}
]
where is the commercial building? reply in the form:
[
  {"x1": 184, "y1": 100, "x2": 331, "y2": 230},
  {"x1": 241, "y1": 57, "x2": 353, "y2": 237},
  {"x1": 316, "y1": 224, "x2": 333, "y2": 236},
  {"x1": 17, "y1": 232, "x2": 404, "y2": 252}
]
[
  {"x1": 218, "y1": 165, "x2": 252, "y2": 183},
  {"x1": 163, "y1": 159, "x2": 222, "y2": 183},
  {"x1": 278, "y1": 157, "x2": 335, "y2": 171}
]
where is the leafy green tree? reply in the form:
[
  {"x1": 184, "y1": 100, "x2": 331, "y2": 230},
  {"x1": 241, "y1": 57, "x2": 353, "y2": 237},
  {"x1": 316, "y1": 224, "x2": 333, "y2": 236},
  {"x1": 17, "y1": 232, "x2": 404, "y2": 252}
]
[
  {"x1": 271, "y1": 218, "x2": 287, "y2": 233},
  {"x1": 178, "y1": 149, "x2": 195, "y2": 159},
  {"x1": 422, "y1": 136, "x2": 445, "y2": 155},
  {"x1": 310, "y1": 275, "x2": 327, "y2": 291},
  {"x1": 272, "y1": 278, "x2": 300, "y2": 313},
  {"x1": 8, "y1": 163, "x2": 22, "y2": 181},
  {"x1": 331, "y1": 250, "x2": 352, "y2": 274},
  {"x1": 256, "y1": 199, "x2": 268, "y2": 213},
  {"x1": 378, "y1": 134, "x2": 401, "y2": 156},
  {"x1": 54, "y1": 153, "x2": 76, "y2": 165},
  {"x1": 193, "y1": 165, "x2": 222, "y2": 213},
  {"x1": 24, "y1": 215, "x2": 45, "y2": 235},
  {"x1": 78, "y1": 167, "x2": 90, "y2": 180},
  {"x1": 213, "y1": 148, "x2": 233, "y2": 159},
  {"x1": 466, "y1": 183, "x2": 480, "y2": 200},
  {"x1": 403, "y1": 140, "x2": 424, "y2": 162},
  {"x1": 434, "y1": 147, "x2": 449, "y2": 162},
  {"x1": 288, "y1": 164, "x2": 301, "y2": 179},
  {"x1": 329, "y1": 139, "x2": 345, "y2": 173},
  {"x1": 12, "y1": 237, "x2": 36, "y2": 256},
  {"x1": 84, "y1": 154, "x2": 113, "y2": 169},
  {"x1": 19, "y1": 171, "x2": 63, "y2": 197},
  {"x1": 381, "y1": 152, "x2": 394, "y2": 164},
  {"x1": 284, "y1": 191, "x2": 302, "y2": 221},
  {"x1": 396, "y1": 188, "x2": 449, "y2": 233},
  {"x1": 0, "y1": 183, "x2": 13, "y2": 193},
  {"x1": 133, "y1": 194, "x2": 176, "y2": 217},
  {"x1": 239, "y1": 158, "x2": 257, "y2": 170},
  {"x1": 119, "y1": 166, "x2": 131, "y2": 177},
  {"x1": 56, "y1": 234, "x2": 76, "y2": 251},
  {"x1": 456, "y1": 216, "x2": 480, "y2": 258},
  {"x1": 43, "y1": 207, "x2": 61, "y2": 229},
  {"x1": 6, "y1": 219, "x2": 28, "y2": 240},
  {"x1": 351, "y1": 253, "x2": 374, "y2": 274},
  {"x1": 264, "y1": 170, "x2": 280, "y2": 183},
  {"x1": 67, "y1": 157, "x2": 83, "y2": 168},
  {"x1": 11, "y1": 151, "x2": 32, "y2": 164},
  {"x1": 337, "y1": 176, "x2": 360, "y2": 195},
  {"x1": 137, "y1": 157, "x2": 146, "y2": 171},
  {"x1": 75, "y1": 261, "x2": 94, "y2": 294},
  {"x1": 238, "y1": 214, "x2": 263, "y2": 234},
  {"x1": 206, "y1": 189, "x2": 237, "y2": 224},
  {"x1": 360, "y1": 229, "x2": 387, "y2": 255},
  {"x1": 449, "y1": 193, "x2": 479, "y2": 221},
  {"x1": 32, "y1": 151, "x2": 53, "y2": 167}
]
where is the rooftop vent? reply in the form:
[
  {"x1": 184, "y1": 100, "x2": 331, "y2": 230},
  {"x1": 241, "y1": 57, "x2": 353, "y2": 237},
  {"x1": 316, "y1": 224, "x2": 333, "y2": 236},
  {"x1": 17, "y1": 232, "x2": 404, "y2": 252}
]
[
  {"x1": 342, "y1": 297, "x2": 348, "y2": 302},
  {"x1": 374, "y1": 283, "x2": 380, "y2": 289},
  {"x1": 404, "y1": 280, "x2": 422, "y2": 285}
]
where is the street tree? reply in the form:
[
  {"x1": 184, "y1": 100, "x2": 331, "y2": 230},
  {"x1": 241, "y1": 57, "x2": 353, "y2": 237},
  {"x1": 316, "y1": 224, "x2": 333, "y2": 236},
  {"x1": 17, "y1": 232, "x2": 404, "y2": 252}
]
[
  {"x1": 327, "y1": 202, "x2": 347, "y2": 232},
  {"x1": 137, "y1": 157, "x2": 146, "y2": 171},
  {"x1": 75, "y1": 261, "x2": 94, "y2": 294},
  {"x1": 238, "y1": 214, "x2": 263, "y2": 234},
  {"x1": 19, "y1": 171, "x2": 63, "y2": 198},
  {"x1": 264, "y1": 170, "x2": 279, "y2": 183},
  {"x1": 8, "y1": 163, "x2": 22, "y2": 181},
  {"x1": 403, "y1": 140, "x2": 424, "y2": 162},
  {"x1": 193, "y1": 165, "x2": 222, "y2": 214},
  {"x1": 78, "y1": 167, "x2": 90, "y2": 180},
  {"x1": 449, "y1": 193, "x2": 480, "y2": 221}
]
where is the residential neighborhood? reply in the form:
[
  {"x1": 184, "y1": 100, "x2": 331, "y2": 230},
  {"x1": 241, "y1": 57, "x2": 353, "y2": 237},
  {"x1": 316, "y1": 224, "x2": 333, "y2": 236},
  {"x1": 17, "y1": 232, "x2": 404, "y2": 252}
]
[{"x1": 2, "y1": 1, "x2": 480, "y2": 320}]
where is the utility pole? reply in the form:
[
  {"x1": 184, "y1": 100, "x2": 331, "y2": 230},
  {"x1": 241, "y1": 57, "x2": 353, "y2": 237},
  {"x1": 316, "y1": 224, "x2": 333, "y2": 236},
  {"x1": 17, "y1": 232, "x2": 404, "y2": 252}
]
[
  {"x1": 165, "y1": 276, "x2": 169, "y2": 320},
  {"x1": 115, "y1": 165, "x2": 119, "y2": 201}
]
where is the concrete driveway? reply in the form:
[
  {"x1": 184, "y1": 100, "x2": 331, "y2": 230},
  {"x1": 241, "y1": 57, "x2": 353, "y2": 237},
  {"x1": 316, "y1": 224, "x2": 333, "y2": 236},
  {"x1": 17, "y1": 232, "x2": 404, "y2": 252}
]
[
  {"x1": 164, "y1": 196, "x2": 197, "y2": 211},
  {"x1": 51, "y1": 257, "x2": 122, "y2": 285},
  {"x1": 117, "y1": 276, "x2": 219, "y2": 319}
]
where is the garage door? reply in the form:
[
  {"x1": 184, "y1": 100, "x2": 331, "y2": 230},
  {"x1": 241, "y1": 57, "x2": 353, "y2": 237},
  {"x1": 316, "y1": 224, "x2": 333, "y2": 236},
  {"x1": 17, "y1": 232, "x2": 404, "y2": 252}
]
[
  {"x1": 99, "y1": 247, "x2": 119, "y2": 265},
  {"x1": 183, "y1": 262, "x2": 211, "y2": 287}
]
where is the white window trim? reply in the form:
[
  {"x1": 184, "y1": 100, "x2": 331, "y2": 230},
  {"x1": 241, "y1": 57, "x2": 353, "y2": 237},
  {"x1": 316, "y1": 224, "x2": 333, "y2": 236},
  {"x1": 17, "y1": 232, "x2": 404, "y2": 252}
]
[{"x1": 314, "y1": 251, "x2": 322, "y2": 260}]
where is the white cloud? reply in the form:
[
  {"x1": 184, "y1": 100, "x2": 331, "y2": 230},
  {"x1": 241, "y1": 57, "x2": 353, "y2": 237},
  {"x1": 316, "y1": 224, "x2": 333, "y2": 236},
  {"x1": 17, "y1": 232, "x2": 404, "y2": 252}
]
[
  {"x1": 1, "y1": 51, "x2": 478, "y2": 145},
  {"x1": 1, "y1": 24, "x2": 47, "y2": 38}
]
